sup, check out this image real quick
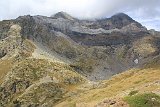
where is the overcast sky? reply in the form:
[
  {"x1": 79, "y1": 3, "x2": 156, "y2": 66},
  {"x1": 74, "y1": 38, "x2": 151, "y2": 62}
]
[{"x1": 0, "y1": 0, "x2": 160, "y2": 31}]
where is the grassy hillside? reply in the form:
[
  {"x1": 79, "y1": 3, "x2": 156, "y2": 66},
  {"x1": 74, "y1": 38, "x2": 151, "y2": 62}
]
[{"x1": 55, "y1": 57, "x2": 160, "y2": 107}]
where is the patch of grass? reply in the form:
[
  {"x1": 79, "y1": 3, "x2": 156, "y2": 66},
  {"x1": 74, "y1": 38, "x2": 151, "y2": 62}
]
[
  {"x1": 129, "y1": 90, "x2": 138, "y2": 96},
  {"x1": 117, "y1": 46, "x2": 128, "y2": 59},
  {"x1": 134, "y1": 80, "x2": 143, "y2": 84},
  {"x1": 23, "y1": 39, "x2": 36, "y2": 52},
  {"x1": 124, "y1": 93, "x2": 160, "y2": 107},
  {"x1": 143, "y1": 55, "x2": 160, "y2": 69},
  {"x1": 0, "y1": 59, "x2": 13, "y2": 84},
  {"x1": 73, "y1": 58, "x2": 96, "y2": 73},
  {"x1": 68, "y1": 102, "x2": 76, "y2": 107}
]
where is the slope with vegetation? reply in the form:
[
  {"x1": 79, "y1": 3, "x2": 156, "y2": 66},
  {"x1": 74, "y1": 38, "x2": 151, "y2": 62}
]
[{"x1": 0, "y1": 12, "x2": 160, "y2": 107}]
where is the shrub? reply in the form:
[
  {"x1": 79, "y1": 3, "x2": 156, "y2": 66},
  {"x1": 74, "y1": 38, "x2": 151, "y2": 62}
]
[{"x1": 124, "y1": 93, "x2": 160, "y2": 107}]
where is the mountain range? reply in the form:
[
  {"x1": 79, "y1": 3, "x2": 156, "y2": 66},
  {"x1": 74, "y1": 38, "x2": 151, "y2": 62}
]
[{"x1": 0, "y1": 12, "x2": 160, "y2": 107}]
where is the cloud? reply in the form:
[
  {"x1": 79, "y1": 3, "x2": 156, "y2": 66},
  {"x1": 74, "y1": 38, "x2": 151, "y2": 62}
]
[
  {"x1": 140, "y1": 19, "x2": 160, "y2": 31},
  {"x1": 0, "y1": 0, "x2": 160, "y2": 30}
]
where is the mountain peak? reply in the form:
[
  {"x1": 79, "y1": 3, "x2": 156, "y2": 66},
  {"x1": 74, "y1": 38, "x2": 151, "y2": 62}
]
[
  {"x1": 111, "y1": 13, "x2": 133, "y2": 21},
  {"x1": 113, "y1": 13, "x2": 129, "y2": 16},
  {"x1": 51, "y1": 11, "x2": 75, "y2": 20}
]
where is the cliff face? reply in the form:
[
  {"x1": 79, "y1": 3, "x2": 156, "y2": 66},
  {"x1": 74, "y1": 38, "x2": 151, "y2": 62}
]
[{"x1": 0, "y1": 12, "x2": 160, "y2": 107}]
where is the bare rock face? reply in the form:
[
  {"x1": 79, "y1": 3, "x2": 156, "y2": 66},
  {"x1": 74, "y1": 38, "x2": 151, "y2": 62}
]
[{"x1": 51, "y1": 11, "x2": 76, "y2": 21}]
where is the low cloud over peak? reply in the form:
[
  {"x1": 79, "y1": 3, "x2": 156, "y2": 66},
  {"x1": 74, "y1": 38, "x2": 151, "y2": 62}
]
[{"x1": 0, "y1": 0, "x2": 160, "y2": 30}]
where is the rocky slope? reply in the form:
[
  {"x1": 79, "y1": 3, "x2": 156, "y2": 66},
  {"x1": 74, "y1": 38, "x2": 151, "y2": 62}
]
[{"x1": 0, "y1": 12, "x2": 160, "y2": 107}]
